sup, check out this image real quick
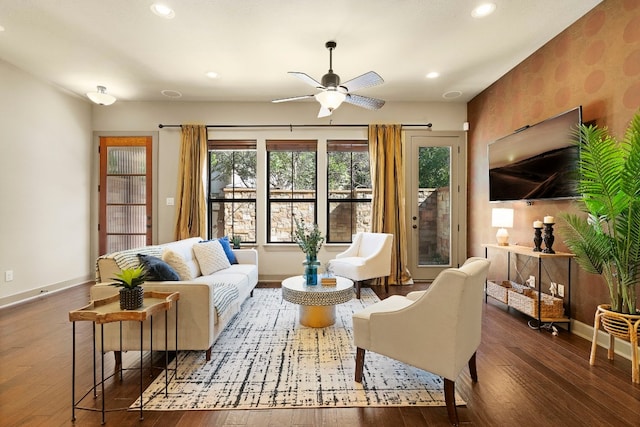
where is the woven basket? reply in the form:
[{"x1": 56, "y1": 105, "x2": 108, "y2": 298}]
[
  {"x1": 486, "y1": 280, "x2": 510, "y2": 303},
  {"x1": 507, "y1": 289, "x2": 564, "y2": 318}
]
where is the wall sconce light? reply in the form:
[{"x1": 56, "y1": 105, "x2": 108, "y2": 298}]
[
  {"x1": 492, "y1": 208, "x2": 514, "y2": 246},
  {"x1": 86, "y1": 85, "x2": 116, "y2": 106}
]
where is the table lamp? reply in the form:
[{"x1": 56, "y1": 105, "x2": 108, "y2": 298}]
[{"x1": 492, "y1": 208, "x2": 514, "y2": 246}]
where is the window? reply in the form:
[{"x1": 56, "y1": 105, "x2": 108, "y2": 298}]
[
  {"x1": 327, "y1": 140, "x2": 371, "y2": 243},
  {"x1": 267, "y1": 140, "x2": 317, "y2": 243},
  {"x1": 208, "y1": 140, "x2": 257, "y2": 244}
]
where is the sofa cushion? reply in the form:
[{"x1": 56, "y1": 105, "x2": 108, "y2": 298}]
[
  {"x1": 218, "y1": 236, "x2": 238, "y2": 264},
  {"x1": 163, "y1": 249, "x2": 199, "y2": 281},
  {"x1": 138, "y1": 254, "x2": 180, "y2": 281},
  {"x1": 193, "y1": 240, "x2": 231, "y2": 275}
]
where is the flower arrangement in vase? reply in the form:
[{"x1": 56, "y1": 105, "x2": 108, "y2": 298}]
[{"x1": 293, "y1": 215, "x2": 324, "y2": 285}]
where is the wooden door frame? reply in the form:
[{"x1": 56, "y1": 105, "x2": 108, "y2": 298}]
[{"x1": 92, "y1": 132, "x2": 159, "y2": 261}]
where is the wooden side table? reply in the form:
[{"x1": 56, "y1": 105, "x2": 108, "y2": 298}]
[{"x1": 69, "y1": 291, "x2": 179, "y2": 424}]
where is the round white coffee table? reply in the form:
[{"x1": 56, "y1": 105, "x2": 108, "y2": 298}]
[{"x1": 281, "y1": 276, "x2": 354, "y2": 327}]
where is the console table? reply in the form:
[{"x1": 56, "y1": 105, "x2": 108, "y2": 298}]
[
  {"x1": 483, "y1": 244, "x2": 574, "y2": 331},
  {"x1": 69, "y1": 291, "x2": 179, "y2": 424}
]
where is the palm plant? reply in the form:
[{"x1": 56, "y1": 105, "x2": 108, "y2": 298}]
[{"x1": 559, "y1": 112, "x2": 640, "y2": 314}]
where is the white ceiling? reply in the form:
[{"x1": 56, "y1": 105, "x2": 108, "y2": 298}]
[{"x1": 0, "y1": 0, "x2": 601, "y2": 104}]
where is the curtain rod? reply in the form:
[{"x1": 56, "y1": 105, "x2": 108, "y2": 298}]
[{"x1": 158, "y1": 123, "x2": 432, "y2": 130}]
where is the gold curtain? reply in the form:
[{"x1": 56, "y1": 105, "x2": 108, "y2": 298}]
[
  {"x1": 368, "y1": 124, "x2": 412, "y2": 285},
  {"x1": 174, "y1": 124, "x2": 207, "y2": 240}
]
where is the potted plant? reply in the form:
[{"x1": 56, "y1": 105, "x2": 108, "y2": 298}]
[
  {"x1": 110, "y1": 265, "x2": 147, "y2": 310},
  {"x1": 231, "y1": 235, "x2": 242, "y2": 249},
  {"x1": 293, "y1": 215, "x2": 324, "y2": 286},
  {"x1": 559, "y1": 112, "x2": 640, "y2": 382}
]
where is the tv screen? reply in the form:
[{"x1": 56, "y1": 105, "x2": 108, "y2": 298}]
[{"x1": 488, "y1": 106, "x2": 582, "y2": 202}]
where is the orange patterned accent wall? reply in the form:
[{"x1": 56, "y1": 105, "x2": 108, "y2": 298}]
[{"x1": 467, "y1": 0, "x2": 640, "y2": 324}]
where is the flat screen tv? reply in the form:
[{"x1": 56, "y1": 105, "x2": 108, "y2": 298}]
[{"x1": 488, "y1": 106, "x2": 582, "y2": 202}]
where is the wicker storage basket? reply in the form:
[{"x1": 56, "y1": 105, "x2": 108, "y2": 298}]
[
  {"x1": 486, "y1": 280, "x2": 511, "y2": 303},
  {"x1": 507, "y1": 289, "x2": 564, "y2": 318}
]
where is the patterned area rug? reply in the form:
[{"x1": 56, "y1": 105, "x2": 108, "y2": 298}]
[{"x1": 134, "y1": 287, "x2": 462, "y2": 410}]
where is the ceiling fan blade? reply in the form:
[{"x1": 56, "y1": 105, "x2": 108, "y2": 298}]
[
  {"x1": 340, "y1": 71, "x2": 384, "y2": 92},
  {"x1": 288, "y1": 72, "x2": 325, "y2": 89},
  {"x1": 317, "y1": 106, "x2": 332, "y2": 118},
  {"x1": 344, "y1": 94, "x2": 385, "y2": 110},
  {"x1": 272, "y1": 94, "x2": 315, "y2": 103}
]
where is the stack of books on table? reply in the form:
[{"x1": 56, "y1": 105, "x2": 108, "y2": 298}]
[{"x1": 321, "y1": 276, "x2": 337, "y2": 286}]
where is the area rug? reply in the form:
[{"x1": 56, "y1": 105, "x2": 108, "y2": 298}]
[{"x1": 134, "y1": 287, "x2": 462, "y2": 410}]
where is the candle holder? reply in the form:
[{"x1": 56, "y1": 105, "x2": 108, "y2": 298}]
[
  {"x1": 542, "y1": 223, "x2": 555, "y2": 254},
  {"x1": 533, "y1": 227, "x2": 543, "y2": 252}
]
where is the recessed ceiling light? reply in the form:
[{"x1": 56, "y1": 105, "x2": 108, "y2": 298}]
[
  {"x1": 150, "y1": 3, "x2": 175, "y2": 19},
  {"x1": 471, "y1": 3, "x2": 496, "y2": 18},
  {"x1": 442, "y1": 90, "x2": 463, "y2": 99},
  {"x1": 161, "y1": 89, "x2": 182, "y2": 98},
  {"x1": 426, "y1": 72, "x2": 440, "y2": 79},
  {"x1": 205, "y1": 71, "x2": 219, "y2": 79}
]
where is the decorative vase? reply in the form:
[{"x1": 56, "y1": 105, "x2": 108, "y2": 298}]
[
  {"x1": 119, "y1": 287, "x2": 144, "y2": 310},
  {"x1": 303, "y1": 255, "x2": 321, "y2": 286}
]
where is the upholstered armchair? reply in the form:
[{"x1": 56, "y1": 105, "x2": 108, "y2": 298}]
[
  {"x1": 352, "y1": 257, "x2": 491, "y2": 426},
  {"x1": 329, "y1": 232, "x2": 393, "y2": 299}
]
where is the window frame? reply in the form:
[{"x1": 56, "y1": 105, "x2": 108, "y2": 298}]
[
  {"x1": 207, "y1": 140, "x2": 257, "y2": 243},
  {"x1": 266, "y1": 139, "x2": 318, "y2": 244},
  {"x1": 326, "y1": 139, "x2": 371, "y2": 243}
]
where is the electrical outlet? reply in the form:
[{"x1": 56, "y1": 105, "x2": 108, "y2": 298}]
[
  {"x1": 5, "y1": 270, "x2": 13, "y2": 282},
  {"x1": 558, "y1": 283, "x2": 565, "y2": 298},
  {"x1": 528, "y1": 275, "x2": 536, "y2": 288}
]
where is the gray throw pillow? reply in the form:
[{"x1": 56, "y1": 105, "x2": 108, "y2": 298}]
[{"x1": 138, "y1": 253, "x2": 180, "y2": 281}]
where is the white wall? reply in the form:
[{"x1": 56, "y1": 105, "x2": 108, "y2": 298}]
[
  {"x1": 92, "y1": 101, "x2": 467, "y2": 281},
  {"x1": 0, "y1": 60, "x2": 93, "y2": 305}
]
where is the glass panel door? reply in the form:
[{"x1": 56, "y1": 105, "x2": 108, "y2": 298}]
[
  {"x1": 406, "y1": 132, "x2": 466, "y2": 280},
  {"x1": 99, "y1": 136, "x2": 152, "y2": 254}
]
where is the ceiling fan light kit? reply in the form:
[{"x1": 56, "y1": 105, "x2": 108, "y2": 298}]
[
  {"x1": 86, "y1": 85, "x2": 116, "y2": 106},
  {"x1": 272, "y1": 41, "x2": 385, "y2": 118}
]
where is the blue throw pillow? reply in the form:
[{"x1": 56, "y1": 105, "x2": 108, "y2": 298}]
[
  {"x1": 138, "y1": 254, "x2": 180, "y2": 281},
  {"x1": 200, "y1": 237, "x2": 238, "y2": 264}
]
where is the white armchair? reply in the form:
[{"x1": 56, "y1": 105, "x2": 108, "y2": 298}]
[
  {"x1": 352, "y1": 257, "x2": 491, "y2": 426},
  {"x1": 329, "y1": 232, "x2": 393, "y2": 299}
]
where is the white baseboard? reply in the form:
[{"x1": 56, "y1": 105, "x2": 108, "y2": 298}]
[
  {"x1": 0, "y1": 275, "x2": 92, "y2": 309},
  {"x1": 571, "y1": 318, "x2": 637, "y2": 362}
]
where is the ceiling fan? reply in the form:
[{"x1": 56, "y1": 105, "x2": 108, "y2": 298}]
[{"x1": 272, "y1": 41, "x2": 385, "y2": 118}]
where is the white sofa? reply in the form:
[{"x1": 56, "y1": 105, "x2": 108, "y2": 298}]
[{"x1": 91, "y1": 237, "x2": 258, "y2": 361}]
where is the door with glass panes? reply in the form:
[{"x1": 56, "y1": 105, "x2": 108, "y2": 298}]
[
  {"x1": 405, "y1": 131, "x2": 466, "y2": 281},
  {"x1": 99, "y1": 136, "x2": 152, "y2": 255}
]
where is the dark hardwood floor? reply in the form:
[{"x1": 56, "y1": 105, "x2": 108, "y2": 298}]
[{"x1": 1, "y1": 281, "x2": 638, "y2": 426}]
